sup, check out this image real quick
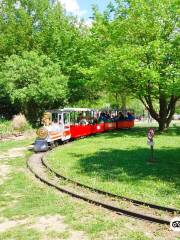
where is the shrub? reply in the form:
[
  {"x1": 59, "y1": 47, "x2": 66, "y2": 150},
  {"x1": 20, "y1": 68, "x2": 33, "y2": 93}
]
[{"x1": 11, "y1": 114, "x2": 29, "y2": 132}]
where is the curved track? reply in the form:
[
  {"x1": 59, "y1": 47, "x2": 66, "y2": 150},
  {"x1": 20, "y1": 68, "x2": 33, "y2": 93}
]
[
  {"x1": 42, "y1": 157, "x2": 180, "y2": 214},
  {"x1": 27, "y1": 153, "x2": 178, "y2": 226}
]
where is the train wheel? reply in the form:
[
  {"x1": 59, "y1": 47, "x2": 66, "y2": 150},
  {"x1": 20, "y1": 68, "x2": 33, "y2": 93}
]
[{"x1": 49, "y1": 142, "x2": 55, "y2": 150}]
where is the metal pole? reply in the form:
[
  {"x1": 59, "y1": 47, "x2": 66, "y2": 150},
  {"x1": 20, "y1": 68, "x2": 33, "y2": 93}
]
[{"x1": 150, "y1": 145, "x2": 154, "y2": 162}]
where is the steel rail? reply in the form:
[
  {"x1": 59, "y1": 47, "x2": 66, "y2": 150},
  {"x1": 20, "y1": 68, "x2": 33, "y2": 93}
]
[
  {"x1": 42, "y1": 157, "x2": 180, "y2": 214},
  {"x1": 27, "y1": 155, "x2": 170, "y2": 225}
]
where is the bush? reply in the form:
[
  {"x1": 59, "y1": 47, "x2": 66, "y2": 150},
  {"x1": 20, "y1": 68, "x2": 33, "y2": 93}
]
[
  {"x1": 0, "y1": 119, "x2": 13, "y2": 136},
  {"x1": 1, "y1": 51, "x2": 68, "y2": 124},
  {"x1": 11, "y1": 114, "x2": 29, "y2": 132}
]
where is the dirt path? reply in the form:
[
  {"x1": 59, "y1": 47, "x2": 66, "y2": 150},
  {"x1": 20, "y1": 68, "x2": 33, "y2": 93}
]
[
  {"x1": 0, "y1": 215, "x2": 87, "y2": 240},
  {"x1": 0, "y1": 147, "x2": 27, "y2": 161},
  {"x1": 0, "y1": 146, "x2": 28, "y2": 185},
  {"x1": 0, "y1": 164, "x2": 10, "y2": 185}
]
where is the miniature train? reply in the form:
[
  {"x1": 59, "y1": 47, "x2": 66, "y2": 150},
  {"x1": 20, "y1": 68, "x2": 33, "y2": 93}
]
[{"x1": 34, "y1": 108, "x2": 134, "y2": 152}]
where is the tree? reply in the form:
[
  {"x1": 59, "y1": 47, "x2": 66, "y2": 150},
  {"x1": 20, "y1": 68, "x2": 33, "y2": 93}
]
[
  {"x1": 0, "y1": 51, "x2": 68, "y2": 123},
  {"x1": 93, "y1": 0, "x2": 180, "y2": 131},
  {"x1": 0, "y1": 0, "x2": 93, "y2": 113}
]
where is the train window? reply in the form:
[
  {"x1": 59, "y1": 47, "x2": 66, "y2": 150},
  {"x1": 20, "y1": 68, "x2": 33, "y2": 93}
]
[
  {"x1": 74, "y1": 112, "x2": 80, "y2": 124},
  {"x1": 52, "y1": 113, "x2": 58, "y2": 123},
  {"x1": 90, "y1": 111, "x2": 95, "y2": 124},
  {"x1": 63, "y1": 113, "x2": 70, "y2": 125},
  {"x1": 70, "y1": 112, "x2": 75, "y2": 125},
  {"x1": 58, "y1": 114, "x2": 62, "y2": 124}
]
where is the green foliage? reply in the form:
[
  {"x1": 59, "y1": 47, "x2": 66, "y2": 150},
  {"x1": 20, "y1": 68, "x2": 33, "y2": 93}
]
[
  {"x1": 0, "y1": 51, "x2": 68, "y2": 123},
  {"x1": 90, "y1": 0, "x2": 180, "y2": 130},
  {"x1": 0, "y1": 119, "x2": 13, "y2": 136},
  {"x1": 176, "y1": 101, "x2": 180, "y2": 114},
  {"x1": 0, "y1": 0, "x2": 102, "y2": 118},
  {"x1": 0, "y1": 117, "x2": 32, "y2": 136},
  {"x1": 0, "y1": 0, "x2": 179, "y2": 129}
]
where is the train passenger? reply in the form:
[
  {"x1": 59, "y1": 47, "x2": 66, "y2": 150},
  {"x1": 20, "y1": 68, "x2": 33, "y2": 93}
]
[
  {"x1": 127, "y1": 112, "x2": 135, "y2": 120},
  {"x1": 105, "y1": 111, "x2": 111, "y2": 120},
  {"x1": 93, "y1": 117, "x2": 98, "y2": 124},
  {"x1": 111, "y1": 115, "x2": 118, "y2": 122},
  {"x1": 86, "y1": 113, "x2": 91, "y2": 124},
  {"x1": 78, "y1": 113, "x2": 89, "y2": 125},
  {"x1": 98, "y1": 112, "x2": 106, "y2": 123},
  {"x1": 118, "y1": 111, "x2": 125, "y2": 121},
  {"x1": 51, "y1": 119, "x2": 62, "y2": 131}
]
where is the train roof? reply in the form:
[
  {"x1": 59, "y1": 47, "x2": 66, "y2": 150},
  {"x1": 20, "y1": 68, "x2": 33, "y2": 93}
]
[
  {"x1": 47, "y1": 108, "x2": 135, "y2": 113},
  {"x1": 47, "y1": 108, "x2": 95, "y2": 113}
]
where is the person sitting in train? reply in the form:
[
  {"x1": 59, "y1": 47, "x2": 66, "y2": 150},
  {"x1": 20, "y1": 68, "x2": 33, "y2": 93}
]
[
  {"x1": 105, "y1": 111, "x2": 111, "y2": 120},
  {"x1": 98, "y1": 112, "x2": 106, "y2": 123},
  {"x1": 51, "y1": 119, "x2": 62, "y2": 131},
  {"x1": 80, "y1": 119, "x2": 88, "y2": 125},
  {"x1": 97, "y1": 114, "x2": 102, "y2": 123},
  {"x1": 111, "y1": 115, "x2": 118, "y2": 122},
  {"x1": 113, "y1": 114, "x2": 119, "y2": 122},
  {"x1": 78, "y1": 113, "x2": 89, "y2": 125},
  {"x1": 93, "y1": 117, "x2": 98, "y2": 124},
  {"x1": 77, "y1": 113, "x2": 82, "y2": 123},
  {"x1": 103, "y1": 112, "x2": 111, "y2": 122},
  {"x1": 86, "y1": 113, "x2": 91, "y2": 124},
  {"x1": 127, "y1": 112, "x2": 135, "y2": 120},
  {"x1": 118, "y1": 111, "x2": 125, "y2": 121}
]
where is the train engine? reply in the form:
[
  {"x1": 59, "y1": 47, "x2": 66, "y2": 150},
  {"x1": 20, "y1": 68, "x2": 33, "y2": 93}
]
[{"x1": 34, "y1": 110, "x2": 71, "y2": 152}]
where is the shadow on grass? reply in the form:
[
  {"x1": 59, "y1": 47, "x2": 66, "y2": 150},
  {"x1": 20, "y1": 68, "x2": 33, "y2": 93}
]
[
  {"x1": 91, "y1": 125, "x2": 180, "y2": 139},
  {"x1": 77, "y1": 147, "x2": 180, "y2": 188}
]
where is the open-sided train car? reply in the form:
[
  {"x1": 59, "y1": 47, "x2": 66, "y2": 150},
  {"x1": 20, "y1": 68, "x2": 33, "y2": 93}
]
[{"x1": 34, "y1": 108, "x2": 134, "y2": 152}]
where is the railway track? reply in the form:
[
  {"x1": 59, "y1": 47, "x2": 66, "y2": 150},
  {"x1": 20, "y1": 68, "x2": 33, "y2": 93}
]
[
  {"x1": 27, "y1": 153, "x2": 179, "y2": 226},
  {"x1": 41, "y1": 157, "x2": 180, "y2": 214}
]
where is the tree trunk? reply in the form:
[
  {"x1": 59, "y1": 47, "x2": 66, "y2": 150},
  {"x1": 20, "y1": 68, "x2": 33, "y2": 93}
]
[
  {"x1": 158, "y1": 94, "x2": 168, "y2": 132},
  {"x1": 115, "y1": 93, "x2": 119, "y2": 109},
  {"x1": 158, "y1": 120, "x2": 166, "y2": 132},
  {"x1": 139, "y1": 95, "x2": 179, "y2": 132},
  {"x1": 121, "y1": 94, "x2": 126, "y2": 112}
]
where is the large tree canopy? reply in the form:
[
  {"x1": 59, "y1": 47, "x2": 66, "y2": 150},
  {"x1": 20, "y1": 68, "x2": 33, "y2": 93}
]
[
  {"x1": 92, "y1": 0, "x2": 180, "y2": 131},
  {"x1": 0, "y1": 0, "x2": 95, "y2": 117},
  {"x1": 0, "y1": 0, "x2": 179, "y2": 130},
  {"x1": 0, "y1": 51, "x2": 68, "y2": 123}
]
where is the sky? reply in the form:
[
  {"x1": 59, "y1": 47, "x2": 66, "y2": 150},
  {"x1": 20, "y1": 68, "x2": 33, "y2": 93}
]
[{"x1": 59, "y1": 0, "x2": 112, "y2": 20}]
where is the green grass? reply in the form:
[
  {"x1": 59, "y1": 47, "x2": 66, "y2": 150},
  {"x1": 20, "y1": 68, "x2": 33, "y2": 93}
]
[
  {"x1": 0, "y1": 139, "x2": 152, "y2": 240},
  {"x1": 46, "y1": 126, "x2": 180, "y2": 208},
  {"x1": 0, "y1": 119, "x2": 13, "y2": 136},
  {"x1": 0, "y1": 139, "x2": 33, "y2": 152},
  {"x1": 0, "y1": 136, "x2": 179, "y2": 239},
  {"x1": 0, "y1": 227, "x2": 41, "y2": 240}
]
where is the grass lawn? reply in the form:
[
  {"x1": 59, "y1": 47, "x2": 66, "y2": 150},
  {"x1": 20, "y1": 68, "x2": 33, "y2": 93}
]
[
  {"x1": 0, "y1": 128, "x2": 179, "y2": 239},
  {"x1": 46, "y1": 126, "x2": 180, "y2": 209},
  {"x1": 0, "y1": 139, "x2": 33, "y2": 152},
  {"x1": 0, "y1": 138, "x2": 164, "y2": 240}
]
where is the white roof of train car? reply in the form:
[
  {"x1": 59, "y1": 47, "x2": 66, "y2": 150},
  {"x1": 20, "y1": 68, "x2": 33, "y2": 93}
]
[{"x1": 47, "y1": 108, "x2": 96, "y2": 113}]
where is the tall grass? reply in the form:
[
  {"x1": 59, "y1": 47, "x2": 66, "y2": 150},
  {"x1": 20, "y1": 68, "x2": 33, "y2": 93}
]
[
  {"x1": 0, "y1": 114, "x2": 32, "y2": 137},
  {"x1": 0, "y1": 119, "x2": 13, "y2": 136}
]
